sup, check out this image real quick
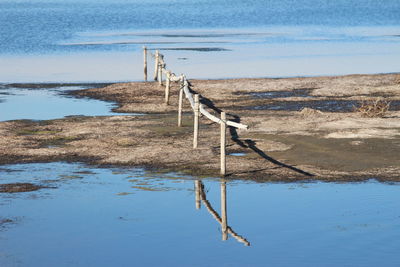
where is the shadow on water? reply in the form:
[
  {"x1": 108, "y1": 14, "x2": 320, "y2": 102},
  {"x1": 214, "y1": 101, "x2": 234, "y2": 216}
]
[
  {"x1": 197, "y1": 93, "x2": 314, "y2": 177},
  {"x1": 194, "y1": 179, "x2": 250, "y2": 246}
]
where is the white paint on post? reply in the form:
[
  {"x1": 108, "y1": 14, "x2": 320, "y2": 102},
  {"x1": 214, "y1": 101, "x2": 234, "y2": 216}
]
[
  {"x1": 143, "y1": 46, "x2": 147, "y2": 82},
  {"x1": 220, "y1": 112, "x2": 226, "y2": 176},
  {"x1": 193, "y1": 94, "x2": 200, "y2": 149}
]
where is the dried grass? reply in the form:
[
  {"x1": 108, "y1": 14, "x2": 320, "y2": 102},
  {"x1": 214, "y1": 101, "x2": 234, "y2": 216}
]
[
  {"x1": 355, "y1": 98, "x2": 390, "y2": 118},
  {"x1": 395, "y1": 74, "x2": 400, "y2": 84},
  {"x1": 299, "y1": 107, "x2": 323, "y2": 117}
]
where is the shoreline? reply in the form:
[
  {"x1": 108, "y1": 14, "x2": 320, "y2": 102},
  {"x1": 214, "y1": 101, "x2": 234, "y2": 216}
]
[{"x1": 1, "y1": 73, "x2": 400, "y2": 182}]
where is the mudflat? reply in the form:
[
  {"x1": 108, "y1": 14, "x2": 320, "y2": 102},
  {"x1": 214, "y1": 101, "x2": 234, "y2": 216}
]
[{"x1": 1, "y1": 73, "x2": 400, "y2": 181}]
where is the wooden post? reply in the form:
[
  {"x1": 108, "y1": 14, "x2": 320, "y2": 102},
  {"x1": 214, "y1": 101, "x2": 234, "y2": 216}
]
[
  {"x1": 193, "y1": 94, "x2": 200, "y2": 149},
  {"x1": 220, "y1": 112, "x2": 226, "y2": 176},
  {"x1": 178, "y1": 85, "x2": 183, "y2": 126},
  {"x1": 195, "y1": 180, "x2": 201, "y2": 210},
  {"x1": 143, "y1": 46, "x2": 147, "y2": 82},
  {"x1": 158, "y1": 64, "x2": 163, "y2": 86},
  {"x1": 221, "y1": 180, "x2": 228, "y2": 241},
  {"x1": 165, "y1": 71, "x2": 170, "y2": 105},
  {"x1": 153, "y1": 50, "x2": 159, "y2": 81}
]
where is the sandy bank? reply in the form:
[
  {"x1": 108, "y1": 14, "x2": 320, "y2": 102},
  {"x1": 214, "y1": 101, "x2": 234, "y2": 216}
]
[{"x1": 1, "y1": 73, "x2": 400, "y2": 181}]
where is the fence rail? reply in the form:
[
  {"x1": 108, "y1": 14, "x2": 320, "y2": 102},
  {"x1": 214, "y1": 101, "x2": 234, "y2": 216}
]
[{"x1": 143, "y1": 46, "x2": 248, "y2": 176}]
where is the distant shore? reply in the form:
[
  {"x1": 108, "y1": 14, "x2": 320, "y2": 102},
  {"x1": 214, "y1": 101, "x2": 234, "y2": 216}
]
[{"x1": 1, "y1": 73, "x2": 400, "y2": 182}]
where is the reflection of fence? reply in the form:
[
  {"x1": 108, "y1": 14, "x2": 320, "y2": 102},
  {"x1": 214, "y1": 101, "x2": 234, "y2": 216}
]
[
  {"x1": 143, "y1": 47, "x2": 248, "y2": 176},
  {"x1": 195, "y1": 180, "x2": 250, "y2": 246}
]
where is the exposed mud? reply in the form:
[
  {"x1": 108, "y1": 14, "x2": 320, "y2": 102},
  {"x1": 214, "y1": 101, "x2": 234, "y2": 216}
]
[
  {"x1": 0, "y1": 183, "x2": 47, "y2": 193},
  {"x1": 1, "y1": 73, "x2": 400, "y2": 182}
]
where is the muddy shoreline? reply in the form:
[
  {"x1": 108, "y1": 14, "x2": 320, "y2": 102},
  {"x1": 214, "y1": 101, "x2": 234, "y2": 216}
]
[{"x1": 1, "y1": 73, "x2": 400, "y2": 182}]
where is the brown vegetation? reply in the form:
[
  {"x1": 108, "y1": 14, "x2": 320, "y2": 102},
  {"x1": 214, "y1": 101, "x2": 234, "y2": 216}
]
[{"x1": 355, "y1": 99, "x2": 391, "y2": 118}]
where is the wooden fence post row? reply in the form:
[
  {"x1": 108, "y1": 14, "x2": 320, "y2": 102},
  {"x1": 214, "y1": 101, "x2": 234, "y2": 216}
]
[{"x1": 145, "y1": 50, "x2": 248, "y2": 176}]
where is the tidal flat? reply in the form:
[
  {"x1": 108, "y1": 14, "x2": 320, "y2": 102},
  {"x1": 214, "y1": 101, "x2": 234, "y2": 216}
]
[{"x1": 1, "y1": 73, "x2": 399, "y2": 181}]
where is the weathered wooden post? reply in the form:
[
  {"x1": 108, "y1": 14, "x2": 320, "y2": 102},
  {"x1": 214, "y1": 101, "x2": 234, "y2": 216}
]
[
  {"x1": 153, "y1": 50, "x2": 159, "y2": 81},
  {"x1": 193, "y1": 94, "x2": 200, "y2": 149},
  {"x1": 165, "y1": 71, "x2": 170, "y2": 105},
  {"x1": 158, "y1": 55, "x2": 164, "y2": 86},
  {"x1": 195, "y1": 180, "x2": 201, "y2": 210},
  {"x1": 221, "y1": 179, "x2": 228, "y2": 241},
  {"x1": 143, "y1": 46, "x2": 147, "y2": 82},
  {"x1": 220, "y1": 112, "x2": 226, "y2": 176},
  {"x1": 178, "y1": 82, "x2": 184, "y2": 126}
]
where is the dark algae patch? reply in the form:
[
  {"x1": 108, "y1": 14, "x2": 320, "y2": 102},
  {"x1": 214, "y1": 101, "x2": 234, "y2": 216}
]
[
  {"x1": 0, "y1": 183, "x2": 47, "y2": 193},
  {"x1": 251, "y1": 99, "x2": 400, "y2": 112}
]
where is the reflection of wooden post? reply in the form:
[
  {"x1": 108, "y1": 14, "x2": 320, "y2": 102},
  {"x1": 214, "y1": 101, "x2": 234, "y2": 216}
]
[
  {"x1": 165, "y1": 71, "x2": 170, "y2": 105},
  {"x1": 220, "y1": 112, "x2": 226, "y2": 176},
  {"x1": 143, "y1": 46, "x2": 147, "y2": 81},
  {"x1": 195, "y1": 180, "x2": 201, "y2": 210},
  {"x1": 178, "y1": 85, "x2": 183, "y2": 126},
  {"x1": 193, "y1": 94, "x2": 200, "y2": 149},
  {"x1": 153, "y1": 50, "x2": 159, "y2": 81},
  {"x1": 221, "y1": 180, "x2": 228, "y2": 241}
]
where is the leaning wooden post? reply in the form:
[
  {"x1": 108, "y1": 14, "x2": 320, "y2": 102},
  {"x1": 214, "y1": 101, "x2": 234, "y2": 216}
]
[
  {"x1": 143, "y1": 46, "x2": 148, "y2": 82},
  {"x1": 220, "y1": 112, "x2": 226, "y2": 176},
  {"x1": 193, "y1": 94, "x2": 200, "y2": 149},
  {"x1": 153, "y1": 50, "x2": 159, "y2": 81},
  {"x1": 165, "y1": 71, "x2": 171, "y2": 105},
  {"x1": 178, "y1": 81, "x2": 184, "y2": 126},
  {"x1": 221, "y1": 179, "x2": 228, "y2": 241}
]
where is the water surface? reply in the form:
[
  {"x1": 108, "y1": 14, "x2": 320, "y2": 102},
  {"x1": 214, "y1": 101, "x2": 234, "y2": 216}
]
[
  {"x1": 1, "y1": 0, "x2": 399, "y2": 82},
  {"x1": 0, "y1": 84, "x2": 134, "y2": 121},
  {"x1": 0, "y1": 162, "x2": 399, "y2": 266}
]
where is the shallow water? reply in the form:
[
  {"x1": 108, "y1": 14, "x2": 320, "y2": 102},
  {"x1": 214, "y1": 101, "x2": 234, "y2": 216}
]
[
  {"x1": 0, "y1": 162, "x2": 399, "y2": 266},
  {"x1": 1, "y1": 0, "x2": 399, "y2": 82},
  {"x1": 0, "y1": 84, "x2": 135, "y2": 121}
]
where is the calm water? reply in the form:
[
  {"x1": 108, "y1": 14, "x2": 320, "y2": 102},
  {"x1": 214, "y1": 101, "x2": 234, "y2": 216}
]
[
  {"x1": 0, "y1": 0, "x2": 399, "y2": 82},
  {"x1": 1, "y1": 2, "x2": 400, "y2": 266},
  {"x1": 0, "y1": 84, "x2": 135, "y2": 121},
  {"x1": 0, "y1": 162, "x2": 399, "y2": 266}
]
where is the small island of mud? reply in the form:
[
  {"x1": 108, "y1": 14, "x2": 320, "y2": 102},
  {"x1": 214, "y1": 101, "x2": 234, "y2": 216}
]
[{"x1": 1, "y1": 73, "x2": 400, "y2": 182}]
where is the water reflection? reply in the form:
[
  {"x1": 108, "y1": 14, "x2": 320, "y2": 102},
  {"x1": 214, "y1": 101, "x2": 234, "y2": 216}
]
[{"x1": 195, "y1": 180, "x2": 250, "y2": 246}]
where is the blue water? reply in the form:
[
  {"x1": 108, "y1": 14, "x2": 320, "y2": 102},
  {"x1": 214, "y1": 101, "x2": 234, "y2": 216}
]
[
  {"x1": 0, "y1": 162, "x2": 399, "y2": 266},
  {"x1": 1, "y1": 0, "x2": 399, "y2": 82},
  {"x1": 0, "y1": 84, "x2": 136, "y2": 121}
]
